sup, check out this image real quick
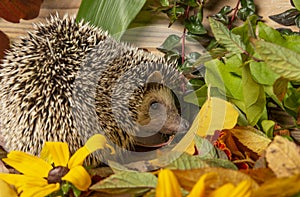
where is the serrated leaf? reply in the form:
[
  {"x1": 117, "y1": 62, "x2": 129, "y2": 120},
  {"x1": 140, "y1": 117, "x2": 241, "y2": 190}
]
[
  {"x1": 194, "y1": 135, "x2": 218, "y2": 159},
  {"x1": 266, "y1": 135, "x2": 300, "y2": 178},
  {"x1": 76, "y1": 0, "x2": 146, "y2": 40},
  {"x1": 209, "y1": 18, "x2": 246, "y2": 55},
  {"x1": 254, "y1": 39, "x2": 300, "y2": 81},
  {"x1": 167, "y1": 153, "x2": 209, "y2": 170},
  {"x1": 258, "y1": 22, "x2": 300, "y2": 53},
  {"x1": 230, "y1": 127, "x2": 271, "y2": 155},
  {"x1": 90, "y1": 171, "x2": 157, "y2": 195},
  {"x1": 242, "y1": 64, "x2": 266, "y2": 125},
  {"x1": 204, "y1": 159, "x2": 238, "y2": 170}
]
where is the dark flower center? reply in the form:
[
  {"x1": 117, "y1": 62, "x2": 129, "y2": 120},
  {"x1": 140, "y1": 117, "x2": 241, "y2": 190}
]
[{"x1": 47, "y1": 166, "x2": 70, "y2": 184}]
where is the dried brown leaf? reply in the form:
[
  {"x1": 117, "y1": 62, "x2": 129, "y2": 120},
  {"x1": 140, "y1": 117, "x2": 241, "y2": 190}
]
[
  {"x1": 230, "y1": 127, "x2": 271, "y2": 156},
  {"x1": 0, "y1": 0, "x2": 43, "y2": 23},
  {"x1": 266, "y1": 135, "x2": 300, "y2": 178},
  {"x1": 0, "y1": 31, "x2": 9, "y2": 60},
  {"x1": 172, "y1": 167, "x2": 259, "y2": 192},
  {"x1": 253, "y1": 174, "x2": 300, "y2": 197}
]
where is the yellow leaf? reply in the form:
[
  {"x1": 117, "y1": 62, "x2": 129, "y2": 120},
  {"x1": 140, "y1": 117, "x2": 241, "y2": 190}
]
[
  {"x1": 195, "y1": 97, "x2": 239, "y2": 136},
  {"x1": 172, "y1": 97, "x2": 238, "y2": 153},
  {"x1": 266, "y1": 135, "x2": 300, "y2": 178},
  {"x1": 230, "y1": 127, "x2": 271, "y2": 155}
]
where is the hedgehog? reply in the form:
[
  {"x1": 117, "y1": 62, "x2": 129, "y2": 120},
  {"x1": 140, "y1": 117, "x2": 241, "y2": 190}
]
[{"x1": 0, "y1": 14, "x2": 190, "y2": 164}]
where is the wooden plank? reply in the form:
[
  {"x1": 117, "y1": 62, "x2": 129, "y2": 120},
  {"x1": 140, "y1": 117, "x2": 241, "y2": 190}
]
[{"x1": 0, "y1": 0, "x2": 297, "y2": 51}]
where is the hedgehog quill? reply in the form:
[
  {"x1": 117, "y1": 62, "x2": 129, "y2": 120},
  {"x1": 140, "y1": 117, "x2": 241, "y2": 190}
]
[{"x1": 0, "y1": 15, "x2": 190, "y2": 165}]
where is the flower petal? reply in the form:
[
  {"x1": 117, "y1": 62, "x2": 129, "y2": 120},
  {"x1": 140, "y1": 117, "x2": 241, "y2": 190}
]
[
  {"x1": 0, "y1": 174, "x2": 59, "y2": 197},
  {"x1": 210, "y1": 183, "x2": 234, "y2": 197},
  {"x1": 156, "y1": 169, "x2": 182, "y2": 197},
  {"x1": 0, "y1": 179, "x2": 17, "y2": 197},
  {"x1": 230, "y1": 180, "x2": 252, "y2": 197},
  {"x1": 68, "y1": 134, "x2": 111, "y2": 168},
  {"x1": 68, "y1": 146, "x2": 89, "y2": 169},
  {"x1": 2, "y1": 151, "x2": 52, "y2": 177},
  {"x1": 62, "y1": 165, "x2": 91, "y2": 191},
  {"x1": 84, "y1": 134, "x2": 109, "y2": 152},
  {"x1": 20, "y1": 181, "x2": 60, "y2": 197},
  {"x1": 40, "y1": 142, "x2": 70, "y2": 167},
  {"x1": 188, "y1": 172, "x2": 216, "y2": 197}
]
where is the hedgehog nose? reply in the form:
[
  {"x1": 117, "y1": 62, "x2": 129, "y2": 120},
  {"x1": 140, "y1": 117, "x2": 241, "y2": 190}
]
[{"x1": 178, "y1": 118, "x2": 190, "y2": 133}]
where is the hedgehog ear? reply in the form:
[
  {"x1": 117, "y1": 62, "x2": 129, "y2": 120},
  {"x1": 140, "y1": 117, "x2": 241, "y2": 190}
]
[{"x1": 146, "y1": 71, "x2": 164, "y2": 84}]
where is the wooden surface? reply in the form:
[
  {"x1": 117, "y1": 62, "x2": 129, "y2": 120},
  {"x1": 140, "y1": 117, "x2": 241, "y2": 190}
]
[{"x1": 0, "y1": 0, "x2": 297, "y2": 51}]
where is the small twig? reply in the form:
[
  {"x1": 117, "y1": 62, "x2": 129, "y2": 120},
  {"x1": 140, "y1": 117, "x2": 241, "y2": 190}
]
[
  {"x1": 181, "y1": 5, "x2": 190, "y2": 64},
  {"x1": 228, "y1": 0, "x2": 240, "y2": 29}
]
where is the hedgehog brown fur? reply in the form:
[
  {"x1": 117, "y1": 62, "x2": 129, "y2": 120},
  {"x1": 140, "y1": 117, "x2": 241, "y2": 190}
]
[{"x1": 0, "y1": 15, "x2": 188, "y2": 164}]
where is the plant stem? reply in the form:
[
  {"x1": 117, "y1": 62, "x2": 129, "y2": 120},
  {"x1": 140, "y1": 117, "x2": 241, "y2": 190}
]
[{"x1": 228, "y1": 0, "x2": 240, "y2": 29}]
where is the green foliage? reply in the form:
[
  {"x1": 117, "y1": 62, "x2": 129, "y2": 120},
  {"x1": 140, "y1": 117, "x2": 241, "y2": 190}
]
[
  {"x1": 90, "y1": 171, "x2": 157, "y2": 195},
  {"x1": 76, "y1": 0, "x2": 146, "y2": 40},
  {"x1": 269, "y1": 0, "x2": 300, "y2": 29}
]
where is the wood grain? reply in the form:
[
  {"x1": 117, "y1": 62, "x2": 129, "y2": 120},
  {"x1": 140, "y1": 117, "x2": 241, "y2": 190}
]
[{"x1": 0, "y1": 0, "x2": 297, "y2": 51}]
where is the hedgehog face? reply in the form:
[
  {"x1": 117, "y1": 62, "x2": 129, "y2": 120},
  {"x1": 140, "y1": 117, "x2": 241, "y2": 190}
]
[{"x1": 133, "y1": 72, "x2": 190, "y2": 148}]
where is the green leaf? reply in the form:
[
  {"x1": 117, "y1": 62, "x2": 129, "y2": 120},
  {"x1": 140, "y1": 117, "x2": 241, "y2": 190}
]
[
  {"x1": 254, "y1": 40, "x2": 300, "y2": 81},
  {"x1": 167, "y1": 153, "x2": 209, "y2": 170},
  {"x1": 185, "y1": 12, "x2": 207, "y2": 35},
  {"x1": 205, "y1": 58, "x2": 243, "y2": 100},
  {"x1": 205, "y1": 159, "x2": 238, "y2": 170},
  {"x1": 232, "y1": 15, "x2": 258, "y2": 54},
  {"x1": 261, "y1": 120, "x2": 275, "y2": 138},
  {"x1": 194, "y1": 135, "x2": 217, "y2": 159},
  {"x1": 160, "y1": 0, "x2": 169, "y2": 7},
  {"x1": 90, "y1": 171, "x2": 157, "y2": 195},
  {"x1": 209, "y1": 17, "x2": 246, "y2": 55},
  {"x1": 258, "y1": 22, "x2": 300, "y2": 53},
  {"x1": 293, "y1": 0, "x2": 300, "y2": 10},
  {"x1": 157, "y1": 34, "x2": 181, "y2": 52},
  {"x1": 269, "y1": 8, "x2": 300, "y2": 26},
  {"x1": 249, "y1": 59, "x2": 279, "y2": 86},
  {"x1": 284, "y1": 88, "x2": 300, "y2": 118},
  {"x1": 239, "y1": 0, "x2": 256, "y2": 20},
  {"x1": 242, "y1": 64, "x2": 266, "y2": 125},
  {"x1": 184, "y1": 84, "x2": 207, "y2": 106},
  {"x1": 76, "y1": 0, "x2": 146, "y2": 40}
]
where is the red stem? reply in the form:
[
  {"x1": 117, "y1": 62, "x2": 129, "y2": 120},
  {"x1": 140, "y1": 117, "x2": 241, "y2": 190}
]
[{"x1": 228, "y1": 0, "x2": 240, "y2": 29}]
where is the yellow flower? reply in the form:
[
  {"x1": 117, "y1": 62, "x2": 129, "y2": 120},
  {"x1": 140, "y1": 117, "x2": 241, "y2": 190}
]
[
  {"x1": 209, "y1": 180, "x2": 252, "y2": 197},
  {"x1": 188, "y1": 172, "x2": 252, "y2": 197},
  {"x1": 0, "y1": 179, "x2": 17, "y2": 197},
  {"x1": 187, "y1": 172, "x2": 217, "y2": 197},
  {"x1": 0, "y1": 134, "x2": 111, "y2": 197},
  {"x1": 156, "y1": 169, "x2": 182, "y2": 197}
]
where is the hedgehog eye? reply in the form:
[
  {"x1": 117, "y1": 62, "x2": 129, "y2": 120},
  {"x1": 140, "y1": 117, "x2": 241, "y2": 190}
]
[{"x1": 150, "y1": 101, "x2": 159, "y2": 110}]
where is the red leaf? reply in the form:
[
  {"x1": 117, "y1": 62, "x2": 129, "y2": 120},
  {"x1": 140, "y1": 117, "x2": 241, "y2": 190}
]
[
  {"x1": 0, "y1": 31, "x2": 9, "y2": 60},
  {"x1": 0, "y1": 0, "x2": 43, "y2": 23}
]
